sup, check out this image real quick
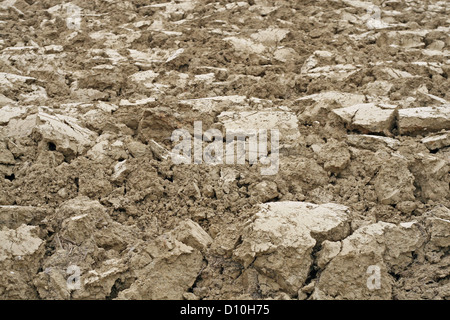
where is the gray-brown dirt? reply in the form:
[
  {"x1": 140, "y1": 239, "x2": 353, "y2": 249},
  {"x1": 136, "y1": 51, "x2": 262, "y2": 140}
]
[{"x1": 0, "y1": 0, "x2": 449, "y2": 300}]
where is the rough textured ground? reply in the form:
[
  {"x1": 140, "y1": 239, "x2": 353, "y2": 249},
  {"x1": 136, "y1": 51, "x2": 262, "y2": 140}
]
[{"x1": 0, "y1": 0, "x2": 449, "y2": 300}]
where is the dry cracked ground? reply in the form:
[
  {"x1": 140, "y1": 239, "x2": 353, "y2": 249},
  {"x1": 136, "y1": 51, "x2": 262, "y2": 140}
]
[{"x1": 0, "y1": 0, "x2": 449, "y2": 300}]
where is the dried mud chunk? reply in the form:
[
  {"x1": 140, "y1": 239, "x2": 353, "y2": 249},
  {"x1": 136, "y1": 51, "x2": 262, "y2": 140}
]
[
  {"x1": 165, "y1": 48, "x2": 190, "y2": 69},
  {"x1": 118, "y1": 234, "x2": 203, "y2": 300},
  {"x1": 365, "y1": 80, "x2": 393, "y2": 96},
  {"x1": 372, "y1": 155, "x2": 415, "y2": 205},
  {"x1": 347, "y1": 134, "x2": 400, "y2": 151},
  {"x1": 314, "y1": 221, "x2": 425, "y2": 300},
  {"x1": 421, "y1": 132, "x2": 450, "y2": 151},
  {"x1": 82, "y1": 109, "x2": 113, "y2": 133},
  {"x1": 297, "y1": 91, "x2": 366, "y2": 125},
  {"x1": 273, "y1": 47, "x2": 298, "y2": 63},
  {"x1": 280, "y1": 157, "x2": 329, "y2": 190},
  {"x1": 70, "y1": 88, "x2": 109, "y2": 102},
  {"x1": 383, "y1": 30, "x2": 426, "y2": 49},
  {"x1": 113, "y1": 100, "x2": 154, "y2": 131},
  {"x1": 250, "y1": 180, "x2": 279, "y2": 202},
  {"x1": 126, "y1": 140, "x2": 149, "y2": 158},
  {"x1": 128, "y1": 70, "x2": 160, "y2": 89},
  {"x1": 408, "y1": 154, "x2": 449, "y2": 202},
  {"x1": 35, "y1": 252, "x2": 129, "y2": 300},
  {"x1": 316, "y1": 139, "x2": 351, "y2": 174},
  {"x1": 0, "y1": 105, "x2": 28, "y2": 125},
  {"x1": 44, "y1": 45, "x2": 63, "y2": 54},
  {"x1": 383, "y1": 221, "x2": 427, "y2": 272},
  {"x1": 218, "y1": 110, "x2": 300, "y2": 148},
  {"x1": 33, "y1": 264, "x2": 72, "y2": 300},
  {"x1": 138, "y1": 107, "x2": 183, "y2": 142},
  {"x1": 57, "y1": 196, "x2": 136, "y2": 251},
  {"x1": 233, "y1": 201, "x2": 351, "y2": 294},
  {"x1": 124, "y1": 158, "x2": 164, "y2": 197},
  {"x1": 424, "y1": 206, "x2": 450, "y2": 249},
  {"x1": 398, "y1": 106, "x2": 450, "y2": 135},
  {"x1": 389, "y1": 208, "x2": 450, "y2": 299},
  {"x1": 0, "y1": 146, "x2": 15, "y2": 165},
  {"x1": 0, "y1": 205, "x2": 48, "y2": 229},
  {"x1": 183, "y1": 292, "x2": 200, "y2": 300},
  {"x1": 72, "y1": 258, "x2": 128, "y2": 300},
  {"x1": 0, "y1": 73, "x2": 36, "y2": 95},
  {"x1": 111, "y1": 160, "x2": 130, "y2": 182},
  {"x1": 0, "y1": 225, "x2": 44, "y2": 261},
  {"x1": 332, "y1": 103, "x2": 397, "y2": 134},
  {"x1": 209, "y1": 225, "x2": 242, "y2": 258},
  {"x1": 79, "y1": 170, "x2": 113, "y2": 198},
  {"x1": 5, "y1": 111, "x2": 97, "y2": 160},
  {"x1": 0, "y1": 94, "x2": 15, "y2": 107},
  {"x1": 300, "y1": 50, "x2": 359, "y2": 81},
  {"x1": 396, "y1": 201, "x2": 418, "y2": 215},
  {"x1": 425, "y1": 217, "x2": 450, "y2": 249},
  {"x1": 317, "y1": 240, "x2": 342, "y2": 269},
  {"x1": 297, "y1": 91, "x2": 366, "y2": 109},
  {"x1": 223, "y1": 37, "x2": 266, "y2": 55},
  {"x1": 0, "y1": 225, "x2": 45, "y2": 299},
  {"x1": 170, "y1": 219, "x2": 213, "y2": 252},
  {"x1": 250, "y1": 27, "x2": 290, "y2": 46},
  {"x1": 392, "y1": 255, "x2": 450, "y2": 300}
]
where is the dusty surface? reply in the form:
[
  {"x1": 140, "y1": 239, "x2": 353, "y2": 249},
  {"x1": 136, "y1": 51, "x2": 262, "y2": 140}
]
[{"x1": 0, "y1": 0, "x2": 449, "y2": 300}]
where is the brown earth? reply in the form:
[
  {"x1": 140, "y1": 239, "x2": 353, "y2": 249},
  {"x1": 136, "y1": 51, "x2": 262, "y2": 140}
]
[{"x1": 0, "y1": 0, "x2": 449, "y2": 300}]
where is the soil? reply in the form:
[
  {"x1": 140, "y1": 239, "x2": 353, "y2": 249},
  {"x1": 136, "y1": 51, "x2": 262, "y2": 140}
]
[{"x1": 0, "y1": 0, "x2": 449, "y2": 300}]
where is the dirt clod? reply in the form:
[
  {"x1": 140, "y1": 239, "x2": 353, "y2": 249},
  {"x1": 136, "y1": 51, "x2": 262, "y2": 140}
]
[{"x1": 0, "y1": 0, "x2": 449, "y2": 300}]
